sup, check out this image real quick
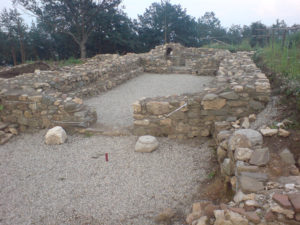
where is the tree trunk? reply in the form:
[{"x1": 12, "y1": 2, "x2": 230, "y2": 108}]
[
  {"x1": 17, "y1": 21, "x2": 26, "y2": 64},
  {"x1": 80, "y1": 41, "x2": 87, "y2": 59},
  {"x1": 11, "y1": 47, "x2": 17, "y2": 66}
]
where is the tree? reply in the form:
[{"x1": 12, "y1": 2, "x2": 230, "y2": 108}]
[
  {"x1": 249, "y1": 21, "x2": 268, "y2": 48},
  {"x1": 14, "y1": 0, "x2": 121, "y2": 58},
  {"x1": 197, "y1": 12, "x2": 226, "y2": 46},
  {"x1": 137, "y1": 1, "x2": 198, "y2": 51},
  {"x1": 0, "y1": 8, "x2": 27, "y2": 64},
  {"x1": 227, "y1": 25, "x2": 243, "y2": 45}
]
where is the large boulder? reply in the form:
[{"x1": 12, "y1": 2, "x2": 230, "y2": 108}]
[
  {"x1": 135, "y1": 135, "x2": 159, "y2": 153},
  {"x1": 45, "y1": 126, "x2": 67, "y2": 145},
  {"x1": 228, "y1": 129, "x2": 263, "y2": 151}
]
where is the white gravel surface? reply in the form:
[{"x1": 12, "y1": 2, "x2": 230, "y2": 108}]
[
  {"x1": 85, "y1": 73, "x2": 214, "y2": 128},
  {"x1": 0, "y1": 131, "x2": 213, "y2": 225}
]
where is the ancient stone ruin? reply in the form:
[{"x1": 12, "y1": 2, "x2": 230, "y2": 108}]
[{"x1": 0, "y1": 43, "x2": 270, "y2": 138}]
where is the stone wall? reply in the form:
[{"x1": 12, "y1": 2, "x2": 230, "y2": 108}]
[
  {"x1": 0, "y1": 43, "x2": 270, "y2": 134},
  {"x1": 133, "y1": 51, "x2": 271, "y2": 139}
]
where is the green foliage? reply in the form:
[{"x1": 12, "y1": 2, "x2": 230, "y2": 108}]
[
  {"x1": 58, "y1": 57, "x2": 83, "y2": 67},
  {"x1": 259, "y1": 34, "x2": 300, "y2": 80},
  {"x1": 204, "y1": 39, "x2": 253, "y2": 52},
  {"x1": 0, "y1": 105, "x2": 4, "y2": 111},
  {"x1": 207, "y1": 171, "x2": 216, "y2": 179}
]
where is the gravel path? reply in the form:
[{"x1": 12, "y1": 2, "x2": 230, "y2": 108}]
[
  {"x1": 0, "y1": 132, "x2": 213, "y2": 225},
  {"x1": 85, "y1": 73, "x2": 214, "y2": 128}
]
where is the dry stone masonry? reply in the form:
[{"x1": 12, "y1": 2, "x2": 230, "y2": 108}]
[
  {"x1": 0, "y1": 43, "x2": 270, "y2": 142},
  {"x1": 133, "y1": 50, "x2": 271, "y2": 139}
]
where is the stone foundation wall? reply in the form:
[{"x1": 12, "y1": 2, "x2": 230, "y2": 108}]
[
  {"x1": 0, "y1": 43, "x2": 270, "y2": 134},
  {"x1": 133, "y1": 52, "x2": 271, "y2": 139}
]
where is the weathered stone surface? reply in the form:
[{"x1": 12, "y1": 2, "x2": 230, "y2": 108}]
[
  {"x1": 278, "y1": 128, "x2": 290, "y2": 137},
  {"x1": 288, "y1": 194, "x2": 300, "y2": 213},
  {"x1": 135, "y1": 135, "x2": 159, "y2": 153},
  {"x1": 271, "y1": 205, "x2": 294, "y2": 219},
  {"x1": 244, "y1": 212, "x2": 260, "y2": 224},
  {"x1": 249, "y1": 147, "x2": 269, "y2": 166},
  {"x1": 241, "y1": 117, "x2": 250, "y2": 129},
  {"x1": 228, "y1": 129, "x2": 263, "y2": 151},
  {"x1": 260, "y1": 128, "x2": 278, "y2": 137},
  {"x1": 132, "y1": 101, "x2": 141, "y2": 113},
  {"x1": 217, "y1": 147, "x2": 227, "y2": 163},
  {"x1": 0, "y1": 133, "x2": 13, "y2": 145},
  {"x1": 219, "y1": 91, "x2": 239, "y2": 100},
  {"x1": 146, "y1": 101, "x2": 170, "y2": 115},
  {"x1": 196, "y1": 216, "x2": 208, "y2": 225},
  {"x1": 279, "y1": 148, "x2": 295, "y2": 165},
  {"x1": 45, "y1": 126, "x2": 67, "y2": 145},
  {"x1": 278, "y1": 176, "x2": 300, "y2": 185},
  {"x1": 234, "y1": 148, "x2": 253, "y2": 161},
  {"x1": 221, "y1": 158, "x2": 234, "y2": 176},
  {"x1": 239, "y1": 176, "x2": 264, "y2": 193},
  {"x1": 201, "y1": 94, "x2": 226, "y2": 110},
  {"x1": 239, "y1": 172, "x2": 268, "y2": 182},
  {"x1": 272, "y1": 193, "x2": 292, "y2": 209},
  {"x1": 155, "y1": 208, "x2": 176, "y2": 224},
  {"x1": 226, "y1": 210, "x2": 248, "y2": 225}
]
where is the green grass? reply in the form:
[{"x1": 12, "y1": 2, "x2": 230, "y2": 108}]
[
  {"x1": 256, "y1": 36, "x2": 300, "y2": 81},
  {"x1": 0, "y1": 105, "x2": 3, "y2": 111},
  {"x1": 204, "y1": 39, "x2": 253, "y2": 52}
]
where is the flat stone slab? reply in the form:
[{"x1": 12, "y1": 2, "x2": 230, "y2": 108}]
[{"x1": 135, "y1": 135, "x2": 159, "y2": 153}]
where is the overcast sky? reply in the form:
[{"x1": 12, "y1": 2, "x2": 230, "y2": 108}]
[{"x1": 1, "y1": 0, "x2": 299, "y2": 28}]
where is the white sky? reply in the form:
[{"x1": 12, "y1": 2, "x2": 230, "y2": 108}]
[{"x1": 1, "y1": 0, "x2": 299, "y2": 28}]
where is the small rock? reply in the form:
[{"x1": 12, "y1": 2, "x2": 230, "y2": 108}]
[
  {"x1": 192, "y1": 202, "x2": 202, "y2": 214},
  {"x1": 245, "y1": 200, "x2": 260, "y2": 207},
  {"x1": 260, "y1": 128, "x2": 278, "y2": 136},
  {"x1": 221, "y1": 158, "x2": 234, "y2": 176},
  {"x1": 8, "y1": 127, "x2": 18, "y2": 135},
  {"x1": 241, "y1": 118, "x2": 250, "y2": 129},
  {"x1": 239, "y1": 176, "x2": 264, "y2": 193},
  {"x1": 228, "y1": 129, "x2": 263, "y2": 151},
  {"x1": 249, "y1": 148, "x2": 270, "y2": 166},
  {"x1": 249, "y1": 114, "x2": 256, "y2": 122},
  {"x1": 278, "y1": 128, "x2": 290, "y2": 137},
  {"x1": 155, "y1": 208, "x2": 176, "y2": 224},
  {"x1": 244, "y1": 212, "x2": 260, "y2": 224},
  {"x1": 234, "y1": 148, "x2": 253, "y2": 161},
  {"x1": 264, "y1": 210, "x2": 275, "y2": 222},
  {"x1": 272, "y1": 193, "x2": 292, "y2": 209},
  {"x1": 204, "y1": 203, "x2": 219, "y2": 218},
  {"x1": 289, "y1": 164, "x2": 300, "y2": 175},
  {"x1": 239, "y1": 172, "x2": 268, "y2": 182},
  {"x1": 0, "y1": 122, "x2": 8, "y2": 130},
  {"x1": 279, "y1": 148, "x2": 295, "y2": 165},
  {"x1": 217, "y1": 147, "x2": 227, "y2": 163},
  {"x1": 196, "y1": 216, "x2": 207, "y2": 225},
  {"x1": 0, "y1": 133, "x2": 13, "y2": 145},
  {"x1": 278, "y1": 176, "x2": 300, "y2": 185},
  {"x1": 226, "y1": 210, "x2": 248, "y2": 225},
  {"x1": 271, "y1": 205, "x2": 294, "y2": 219},
  {"x1": 234, "y1": 190, "x2": 245, "y2": 203},
  {"x1": 288, "y1": 194, "x2": 300, "y2": 213},
  {"x1": 45, "y1": 126, "x2": 67, "y2": 145},
  {"x1": 135, "y1": 136, "x2": 159, "y2": 153},
  {"x1": 186, "y1": 212, "x2": 201, "y2": 225},
  {"x1": 72, "y1": 97, "x2": 83, "y2": 105}
]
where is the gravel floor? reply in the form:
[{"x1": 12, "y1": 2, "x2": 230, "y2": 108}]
[
  {"x1": 0, "y1": 132, "x2": 213, "y2": 225},
  {"x1": 85, "y1": 73, "x2": 214, "y2": 128}
]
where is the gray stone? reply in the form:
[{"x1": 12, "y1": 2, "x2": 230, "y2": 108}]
[
  {"x1": 0, "y1": 122, "x2": 8, "y2": 130},
  {"x1": 45, "y1": 126, "x2": 67, "y2": 145},
  {"x1": 249, "y1": 147, "x2": 269, "y2": 166},
  {"x1": 202, "y1": 93, "x2": 218, "y2": 101},
  {"x1": 239, "y1": 176, "x2": 264, "y2": 193},
  {"x1": 221, "y1": 158, "x2": 234, "y2": 176},
  {"x1": 278, "y1": 176, "x2": 300, "y2": 185},
  {"x1": 249, "y1": 100, "x2": 264, "y2": 111},
  {"x1": 279, "y1": 148, "x2": 295, "y2": 165},
  {"x1": 228, "y1": 129, "x2": 263, "y2": 151},
  {"x1": 135, "y1": 135, "x2": 159, "y2": 153},
  {"x1": 234, "y1": 148, "x2": 253, "y2": 161},
  {"x1": 239, "y1": 172, "x2": 268, "y2": 182},
  {"x1": 219, "y1": 91, "x2": 239, "y2": 100}
]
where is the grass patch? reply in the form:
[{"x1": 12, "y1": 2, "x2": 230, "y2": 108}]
[{"x1": 204, "y1": 39, "x2": 253, "y2": 52}]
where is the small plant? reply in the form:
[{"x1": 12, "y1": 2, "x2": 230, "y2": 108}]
[
  {"x1": 207, "y1": 171, "x2": 216, "y2": 179},
  {"x1": 84, "y1": 132, "x2": 93, "y2": 138},
  {"x1": 0, "y1": 104, "x2": 3, "y2": 111}
]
